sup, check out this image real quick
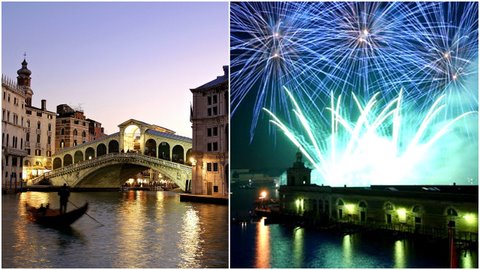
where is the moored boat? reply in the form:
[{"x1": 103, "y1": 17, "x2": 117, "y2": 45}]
[{"x1": 25, "y1": 202, "x2": 88, "y2": 227}]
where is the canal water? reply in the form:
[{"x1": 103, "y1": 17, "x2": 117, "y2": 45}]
[
  {"x1": 2, "y1": 191, "x2": 228, "y2": 268},
  {"x1": 231, "y1": 185, "x2": 478, "y2": 268}
]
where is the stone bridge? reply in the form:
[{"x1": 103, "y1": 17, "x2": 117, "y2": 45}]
[
  {"x1": 30, "y1": 153, "x2": 192, "y2": 190},
  {"x1": 29, "y1": 119, "x2": 193, "y2": 190}
]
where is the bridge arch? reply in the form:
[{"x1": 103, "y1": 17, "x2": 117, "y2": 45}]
[
  {"x1": 74, "y1": 150, "x2": 84, "y2": 163},
  {"x1": 108, "y1": 140, "x2": 119, "y2": 153},
  {"x1": 124, "y1": 124, "x2": 141, "y2": 152},
  {"x1": 159, "y1": 142, "x2": 170, "y2": 160},
  {"x1": 97, "y1": 143, "x2": 107, "y2": 157},
  {"x1": 186, "y1": 149, "x2": 193, "y2": 165},
  {"x1": 53, "y1": 158, "x2": 62, "y2": 169},
  {"x1": 172, "y1": 145, "x2": 184, "y2": 164},
  {"x1": 64, "y1": 154, "x2": 73, "y2": 166},
  {"x1": 86, "y1": 147, "x2": 95, "y2": 160},
  {"x1": 145, "y1": 139, "x2": 157, "y2": 157}
]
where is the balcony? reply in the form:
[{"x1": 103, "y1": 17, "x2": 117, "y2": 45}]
[{"x1": 4, "y1": 147, "x2": 28, "y2": 157}]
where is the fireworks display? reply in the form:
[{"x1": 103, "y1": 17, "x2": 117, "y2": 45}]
[{"x1": 231, "y1": 2, "x2": 478, "y2": 185}]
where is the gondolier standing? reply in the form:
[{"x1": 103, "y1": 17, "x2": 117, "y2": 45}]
[{"x1": 58, "y1": 184, "x2": 70, "y2": 214}]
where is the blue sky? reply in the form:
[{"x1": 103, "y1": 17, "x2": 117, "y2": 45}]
[{"x1": 2, "y1": 2, "x2": 229, "y2": 136}]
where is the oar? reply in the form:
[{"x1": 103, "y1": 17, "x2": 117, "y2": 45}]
[{"x1": 69, "y1": 201, "x2": 104, "y2": 226}]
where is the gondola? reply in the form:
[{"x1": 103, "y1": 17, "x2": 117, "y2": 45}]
[{"x1": 25, "y1": 202, "x2": 89, "y2": 227}]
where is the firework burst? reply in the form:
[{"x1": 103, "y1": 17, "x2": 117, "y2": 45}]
[{"x1": 265, "y1": 87, "x2": 477, "y2": 186}]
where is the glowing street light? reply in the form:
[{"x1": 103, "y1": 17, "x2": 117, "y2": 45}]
[{"x1": 259, "y1": 190, "x2": 267, "y2": 199}]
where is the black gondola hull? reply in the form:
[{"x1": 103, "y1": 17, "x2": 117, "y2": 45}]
[{"x1": 26, "y1": 203, "x2": 89, "y2": 227}]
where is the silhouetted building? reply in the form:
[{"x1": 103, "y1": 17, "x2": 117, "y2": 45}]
[{"x1": 280, "y1": 152, "x2": 478, "y2": 239}]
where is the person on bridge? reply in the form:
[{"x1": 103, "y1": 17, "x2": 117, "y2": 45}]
[{"x1": 58, "y1": 184, "x2": 71, "y2": 214}]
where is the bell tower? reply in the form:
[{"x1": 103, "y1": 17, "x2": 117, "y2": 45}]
[
  {"x1": 17, "y1": 57, "x2": 34, "y2": 106},
  {"x1": 287, "y1": 150, "x2": 312, "y2": 186}
]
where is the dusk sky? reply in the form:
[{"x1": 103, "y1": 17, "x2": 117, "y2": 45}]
[{"x1": 2, "y1": 2, "x2": 228, "y2": 137}]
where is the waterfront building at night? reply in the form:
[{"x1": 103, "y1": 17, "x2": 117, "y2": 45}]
[
  {"x1": 190, "y1": 66, "x2": 229, "y2": 196},
  {"x1": 55, "y1": 104, "x2": 106, "y2": 151},
  {"x1": 279, "y1": 152, "x2": 478, "y2": 240}
]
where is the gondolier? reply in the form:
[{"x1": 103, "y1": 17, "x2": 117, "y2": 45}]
[{"x1": 58, "y1": 184, "x2": 70, "y2": 214}]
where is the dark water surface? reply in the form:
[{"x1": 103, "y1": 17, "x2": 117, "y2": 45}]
[
  {"x1": 231, "y1": 186, "x2": 477, "y2": 268},
  {"x1": 2, "y1": 191, "x2": 228, "y2": 268}
]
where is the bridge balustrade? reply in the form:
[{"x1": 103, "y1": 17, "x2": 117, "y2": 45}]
[{"x1": 30, "y1": 152, "x2": 192, "y2": 186}]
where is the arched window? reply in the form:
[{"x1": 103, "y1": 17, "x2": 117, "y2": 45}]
[
  {"x1": 73, "y1": 129, "x2": 78, "y2": 136},
  {"x1": 48, "y1": 123, "x2": 52, "y2": 131},
  {"x1": 82, "y1": 131, "x2": 87, "y2": 138},
  {"x1": 37, "y1": 121, "x2": 41, "y2": 130},
  {"x1": 61, "y1": 128, "x2": 65, "y2": 135}
]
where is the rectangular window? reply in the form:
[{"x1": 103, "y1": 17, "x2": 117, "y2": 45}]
[
  {"x1": 27, "y1": 149, "x2": 31, "y2": 155},
  {"x1": 47, "y1": 136, "x2": 51, "y2": 144},
  {"x1": 213, "y1": 106, "x2": 218, "y2": 116},
  {"x1": 213, "y1": 94, "x2": 218, "y2": 104},
  {"x1": 26, "y1": 133, "x2": 30, "y2": 142},
  {"x1": 207, "y1": 163, "x2": 212, "y2": 171},
  {"x1": 36, "y1": 112, "x2": 42, "y2": 117},
  {"x1": 26, "y1": 110, "x2": 32, "y2": 115},
  {"x1": 213, "y1": 142, "x2": 218, "y2": 151},
  {"x1": 5, "y1": 156, "x2": 8, "y2": 166},
  {"x1": 213, "y1": 163, "x2": 218, "y2": 171},
  {"x1": 74, "y1": 120, "x2": 79, "y2": 124},
  {"x1": 213, "y1": 127, "x2": 218, "y2": 136},
  {"x1": 213, "y1": 186, "x2": 218, "y2": 192},
  {"x1": 207, "y1": 96, "x2": 212, "y2": 105},
  {"x1": 207, "y1": 128, "x2": 212, "y2": 137},
  {"x1": 207, "y1": 108, "x2": 212, "y2": 117},
  {"x1": 207, "y1": 143, "x2": 212, "y2": 152},
  {"x1": 12, "y1": 157, "x2": 17, "y2": 167}
]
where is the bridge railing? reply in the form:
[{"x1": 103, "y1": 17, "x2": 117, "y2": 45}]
[{"x1": 29, "y1": 152, "x2": 192, "y2": 185}]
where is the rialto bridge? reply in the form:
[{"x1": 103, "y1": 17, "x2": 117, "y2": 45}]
[{"x1": 29, "y1": 119, "x2": 193, "y2": 190}]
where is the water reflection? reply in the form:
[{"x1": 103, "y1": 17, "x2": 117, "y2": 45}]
[
  {"x1": 293, "y1": 227, "x2": 304, "y2": 267},
  {"x1": 255, "y1": 217, "x2": 270, "y2": 268},
  {"x1": 394, "y1": 240, "x2": 406, "y2": 268},
  {"x1": 4, "y1": 191, "x2": 228, "y2": 268},
  {"x1": 116, "y1": 192, "x2": 148, "y2": 268},
  {"x1": 342, "y1": 234, "x2": 353, "y2": 267},
  {"x1": 178, "y1": 206, "x2": 202, "y2": 268},
  {"x1": 460, "y1": 250, "x2": 475, "y2": 268}
]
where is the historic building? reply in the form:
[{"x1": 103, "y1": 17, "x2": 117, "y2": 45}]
[
  {"x1": 2, "y1": 74, "x2": 28, "y2": 191},
  {"x1": 55, "y1": 104, "x2": 106, "y2": 151},
  {"x1": 24, "y1": 98, "x2": 56, "y2": 180},
  {"x1": 279, "y1": 152, "x2": 478, "y2": 239},
  {"x1": 2, "y1": 59, "x2": 57, "y2": 189},
  {"x1": 190, "y1": 66, "x2": 229, "y2": 196}
]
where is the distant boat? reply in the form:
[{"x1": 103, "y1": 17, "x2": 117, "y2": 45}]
[{"x1": 25, "y1": 203, "x2": 88, "y2": 227}]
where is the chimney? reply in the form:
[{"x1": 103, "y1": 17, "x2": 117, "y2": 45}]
[
  {"x1": 223, "y1": 65, "x2": 229, "y2": 77},
  {"x1": 41, "y1": 99, "x2": 46, "y2": 110}
]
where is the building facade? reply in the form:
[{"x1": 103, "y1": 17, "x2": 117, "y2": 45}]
[
  {"x1": 24, "y1": 98, "x2": 56, "y2": 180},
  {"x1": 190, "y1": 66, "x2": 229, "y2": 196},
  {"x1": 2, "y1": 75, "x2": 28, "y2": 191},
  {"x1": 55, "y1": 104, "x2": 105, "y2": 151},
  {"x1": 279, "y1": 153, "x2": 478, "y2": 239}
]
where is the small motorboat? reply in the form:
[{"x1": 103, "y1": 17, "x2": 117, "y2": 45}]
[{"x1": 25, "y1": 203, "x2": 89, "y2": 227}]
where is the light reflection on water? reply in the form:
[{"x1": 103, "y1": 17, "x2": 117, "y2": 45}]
[
  {"x1": 255, "y1": 217, "x2": 270, "y2": 268},
  {"x1": 342, "y1": 234, "x2": 353, "y2": 267},
  {"x1": 394, "y1": 240, "x2": 406, "y2": 268},
  {"x1": 3, "y1": 191, "x2": 227, "y2": 268},
  {"x1": 231, "y1": 220, "x2": 478, "y2": 268}
]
